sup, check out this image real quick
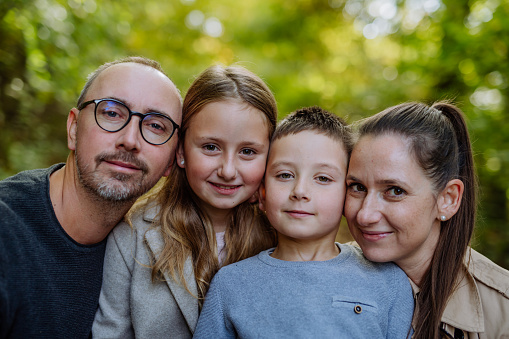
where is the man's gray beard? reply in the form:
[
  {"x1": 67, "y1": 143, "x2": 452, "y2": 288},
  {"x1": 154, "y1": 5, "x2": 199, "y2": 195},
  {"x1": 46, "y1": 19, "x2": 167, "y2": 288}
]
[{"x1": 76, "y1": 152, "x2": 155, "y2": 203}]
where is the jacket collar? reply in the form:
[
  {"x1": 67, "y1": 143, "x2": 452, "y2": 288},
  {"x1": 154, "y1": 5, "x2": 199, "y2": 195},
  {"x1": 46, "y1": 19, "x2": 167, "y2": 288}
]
[
  {"x1": 142, "y1": 207, "x2": 200, "y2": 333},
  {"x1": 410, "y1": 264, "x2": 484, "y2": 333}
]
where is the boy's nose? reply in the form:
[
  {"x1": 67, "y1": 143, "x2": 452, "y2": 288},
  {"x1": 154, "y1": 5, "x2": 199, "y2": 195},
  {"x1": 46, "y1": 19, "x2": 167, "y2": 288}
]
[{"x1": 291, "y1": 178, "x2": 309, "y2": 201}]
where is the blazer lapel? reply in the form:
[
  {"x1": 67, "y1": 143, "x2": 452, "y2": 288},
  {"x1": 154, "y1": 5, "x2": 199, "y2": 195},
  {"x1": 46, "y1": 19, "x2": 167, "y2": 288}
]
[{"x1": 143, "y1": 210, "x2": 200, "y2": 333}]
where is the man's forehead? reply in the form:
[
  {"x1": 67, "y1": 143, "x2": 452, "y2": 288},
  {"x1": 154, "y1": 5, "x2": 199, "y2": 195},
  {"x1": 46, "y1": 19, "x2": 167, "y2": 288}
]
[
  {"x1": 88, "y1": 63, "x2": 179, "y2": 102},
  {"x1": 95, "y1": 62, "x2": 166, "y2": 84}
]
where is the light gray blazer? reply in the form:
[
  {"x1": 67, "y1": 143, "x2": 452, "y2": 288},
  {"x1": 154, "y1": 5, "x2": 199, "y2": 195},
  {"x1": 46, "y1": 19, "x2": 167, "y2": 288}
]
[{"x1": 92, "y1": 207, "x2": 199, "y2": 338}]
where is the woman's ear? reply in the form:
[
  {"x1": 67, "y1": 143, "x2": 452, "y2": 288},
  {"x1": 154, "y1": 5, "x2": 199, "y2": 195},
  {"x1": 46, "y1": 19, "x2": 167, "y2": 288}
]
[
  {"x1": 176, "y1": 144, "x2": 185, "y2": 169},
  {"x1": 437, "y1": 179, "x2": 464, "y2": 221},
  {"x1": 258, "y1": 180, "x2": 267, "y2": 212}
]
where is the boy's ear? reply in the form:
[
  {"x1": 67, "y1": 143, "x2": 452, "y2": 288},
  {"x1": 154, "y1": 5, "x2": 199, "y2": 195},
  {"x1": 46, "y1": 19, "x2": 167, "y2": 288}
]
[
  {"x1": 258, "y1": 180, "x2": 267, "y2": 211},
  {"x1": 437, "y1": 179, "x2": 464, "y2": 221},
  {"x1": 67, "y1": 108, "x2": 79, "y2": 151}
]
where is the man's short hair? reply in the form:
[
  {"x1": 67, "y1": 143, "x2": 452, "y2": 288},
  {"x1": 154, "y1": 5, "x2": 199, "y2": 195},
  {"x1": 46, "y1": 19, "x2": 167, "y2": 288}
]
[{"x1": 76, "y1": 56, "x2": 182, "y2": 108}]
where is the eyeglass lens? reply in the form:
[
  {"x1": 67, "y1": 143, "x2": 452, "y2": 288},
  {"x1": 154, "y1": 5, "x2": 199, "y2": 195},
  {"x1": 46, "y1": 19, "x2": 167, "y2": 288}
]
[{"x1": 95, "y1": 100, "x2": 175, "y2": 145}]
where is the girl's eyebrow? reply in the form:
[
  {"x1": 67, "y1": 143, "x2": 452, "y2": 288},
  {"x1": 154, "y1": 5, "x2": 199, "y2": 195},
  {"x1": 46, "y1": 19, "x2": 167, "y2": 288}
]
[{"x1": 197, "y1": 136, "x2": 266, "y2": 148}]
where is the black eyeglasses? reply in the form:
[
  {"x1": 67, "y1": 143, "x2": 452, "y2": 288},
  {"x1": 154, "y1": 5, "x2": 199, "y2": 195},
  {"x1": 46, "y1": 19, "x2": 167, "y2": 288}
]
[{"x1": 78, "y1": 98, "x2": 180, "y2": 145}]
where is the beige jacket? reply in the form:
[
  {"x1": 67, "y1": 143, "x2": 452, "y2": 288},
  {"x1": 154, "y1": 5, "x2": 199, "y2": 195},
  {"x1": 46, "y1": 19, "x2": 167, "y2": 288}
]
[
  {"x1": 92, "y1": 207, "x2": 199, "y2": 338},
  {"x1": 411, "y1": 248, "x2": 509, "y2": 339}
]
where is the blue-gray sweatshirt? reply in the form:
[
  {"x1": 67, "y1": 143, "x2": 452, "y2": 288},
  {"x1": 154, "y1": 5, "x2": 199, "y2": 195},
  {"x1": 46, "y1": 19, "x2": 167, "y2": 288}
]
[{"x1": 194, "y1": 243, "x2": 414, "y2": 339}]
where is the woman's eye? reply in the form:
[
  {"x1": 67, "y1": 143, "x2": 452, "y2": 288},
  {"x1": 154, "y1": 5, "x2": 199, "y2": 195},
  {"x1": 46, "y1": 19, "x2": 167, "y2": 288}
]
[
  {"x1": 348, "y1": 183, "x2": 366, "y2": 193},
  {"x1": 387, "y1": 186, "x2": 406, "y2": 197}
]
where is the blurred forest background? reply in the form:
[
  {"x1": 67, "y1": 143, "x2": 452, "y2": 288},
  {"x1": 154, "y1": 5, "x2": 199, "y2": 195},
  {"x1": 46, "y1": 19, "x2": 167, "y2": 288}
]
[{"x1": 1, "y1": 0, "x2": 508, "y2": 268}]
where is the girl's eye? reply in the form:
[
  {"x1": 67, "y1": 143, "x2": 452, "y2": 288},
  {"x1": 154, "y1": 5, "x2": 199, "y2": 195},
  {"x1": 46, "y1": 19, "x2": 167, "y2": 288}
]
[
  {"x1": 348, "y1": 183, "x2": 366, "y2": 193},
  {"x1": 386, "y1": 186, "x2": 406, "y2": 198},
  {"x1": 317, "y1": 176, "x2": 331, "y2": 183},
  {"x1": 203, "y1": 144, "x2": 218, "y2": 152}
]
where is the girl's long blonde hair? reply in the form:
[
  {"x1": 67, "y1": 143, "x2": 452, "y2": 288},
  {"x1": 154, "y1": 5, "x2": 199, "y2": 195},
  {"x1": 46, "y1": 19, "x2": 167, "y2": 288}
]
[{"x1": 131, "y1": 65, "x2": 277, "y2": 304}]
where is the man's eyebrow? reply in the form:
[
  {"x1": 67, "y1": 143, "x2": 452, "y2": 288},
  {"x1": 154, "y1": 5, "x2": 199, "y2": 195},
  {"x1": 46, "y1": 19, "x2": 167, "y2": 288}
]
[{"x1": 108, "y1": 96, "x2": 171, "y2": 117}]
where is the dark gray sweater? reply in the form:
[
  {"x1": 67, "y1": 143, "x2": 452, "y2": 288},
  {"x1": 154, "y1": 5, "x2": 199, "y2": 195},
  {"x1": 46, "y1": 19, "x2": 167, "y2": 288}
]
[{"x1": 0, "y1": 164, "x2": 106, "y2": 338}]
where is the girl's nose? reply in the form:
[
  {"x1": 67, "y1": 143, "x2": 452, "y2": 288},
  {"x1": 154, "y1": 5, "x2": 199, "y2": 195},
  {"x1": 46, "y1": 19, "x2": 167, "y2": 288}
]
[{"x1": 217, "y1": 156, "x2": 237, "y2": 180}]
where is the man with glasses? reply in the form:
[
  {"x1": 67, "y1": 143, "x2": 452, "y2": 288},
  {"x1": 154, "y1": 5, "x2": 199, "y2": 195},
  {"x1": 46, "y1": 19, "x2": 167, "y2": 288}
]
[{"x1": 0, "y1": 57, "x2": 182, "y2": 338}]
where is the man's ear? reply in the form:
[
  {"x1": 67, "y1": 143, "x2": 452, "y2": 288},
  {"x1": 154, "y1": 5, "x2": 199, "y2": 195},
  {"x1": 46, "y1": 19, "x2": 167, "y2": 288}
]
[
  {"x1": 437, "y1": 179, "x2": 464, "y2": 221},
  {"x1": 258, "y1": 180, "x2": 267, "y2": 211},
  {"x1": 67, "y1": 108, "x2": 79, "y2": 151}
]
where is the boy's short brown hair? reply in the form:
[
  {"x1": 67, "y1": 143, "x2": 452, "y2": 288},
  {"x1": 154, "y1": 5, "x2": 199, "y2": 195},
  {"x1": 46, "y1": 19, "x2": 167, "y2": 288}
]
[{"x1": 273, "y1": 106, "x2": 353, "y2": 156}]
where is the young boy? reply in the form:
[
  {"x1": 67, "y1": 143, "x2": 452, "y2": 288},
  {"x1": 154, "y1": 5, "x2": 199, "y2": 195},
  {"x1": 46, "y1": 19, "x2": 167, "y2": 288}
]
[{"x1": 193, "y1": 107, "x2": 414, "y2": 338}]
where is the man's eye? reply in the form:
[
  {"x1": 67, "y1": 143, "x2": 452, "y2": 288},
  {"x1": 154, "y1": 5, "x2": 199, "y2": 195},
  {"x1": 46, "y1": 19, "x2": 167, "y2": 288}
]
[{"x1": 105, "y1": 111, "x2": 119, "y2": 118}]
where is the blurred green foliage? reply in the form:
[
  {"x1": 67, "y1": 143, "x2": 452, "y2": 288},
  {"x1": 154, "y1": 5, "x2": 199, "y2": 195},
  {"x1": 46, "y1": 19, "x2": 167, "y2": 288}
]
[{"x1": 1, "y1": 0, "x2": 508, "y2": 268}]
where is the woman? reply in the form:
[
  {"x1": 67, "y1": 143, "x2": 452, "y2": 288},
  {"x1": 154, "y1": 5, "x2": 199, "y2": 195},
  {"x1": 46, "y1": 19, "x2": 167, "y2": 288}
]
[
  {"x1": 92, "y1": 65, "x2": 277, "y2": 338},
  {"x1": 345, "y1": 101, "x2": 509, "y2": 338}
]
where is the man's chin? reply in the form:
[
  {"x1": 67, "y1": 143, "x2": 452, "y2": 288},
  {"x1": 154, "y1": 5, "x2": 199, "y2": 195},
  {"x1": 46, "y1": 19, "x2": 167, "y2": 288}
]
[{"x1": 94, "y1": 179, "x2": 145, "y2": 202}]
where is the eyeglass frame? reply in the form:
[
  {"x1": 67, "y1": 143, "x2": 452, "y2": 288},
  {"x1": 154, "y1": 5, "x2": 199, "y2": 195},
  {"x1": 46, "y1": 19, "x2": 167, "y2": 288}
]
[{"x1": 77, "y1": 98, "x2": 180, "y2": 145}]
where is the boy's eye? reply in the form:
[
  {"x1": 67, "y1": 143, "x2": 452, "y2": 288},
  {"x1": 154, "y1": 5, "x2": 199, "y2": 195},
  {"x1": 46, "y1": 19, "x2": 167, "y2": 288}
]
[
  {"x1": 276, "y1": 172, "x2": 293, "y2": 180},
  {"x1": 240, "y1": 148, "x2": 256, "y2": 156}
]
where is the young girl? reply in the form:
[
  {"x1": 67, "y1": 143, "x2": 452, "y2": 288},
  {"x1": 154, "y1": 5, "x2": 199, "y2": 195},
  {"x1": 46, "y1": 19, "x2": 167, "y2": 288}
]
[{"x1": 92, "y1": 65, "x2": 277, "y2": 338}]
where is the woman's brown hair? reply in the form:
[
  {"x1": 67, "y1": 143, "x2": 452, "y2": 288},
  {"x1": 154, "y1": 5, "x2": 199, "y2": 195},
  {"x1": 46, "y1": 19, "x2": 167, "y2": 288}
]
[{"x1": 357, "y1": 101, "x2": 477, "y2": 339}]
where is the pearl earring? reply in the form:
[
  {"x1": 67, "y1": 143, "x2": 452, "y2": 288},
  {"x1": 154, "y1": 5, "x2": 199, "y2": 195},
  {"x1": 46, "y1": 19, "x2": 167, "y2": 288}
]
[
  {"x1": 440, "y1": 215, "x2": 446, "y2": 221},
  {"x1": 180, "y1": 159, "x2": 185, "y2": 165}
]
